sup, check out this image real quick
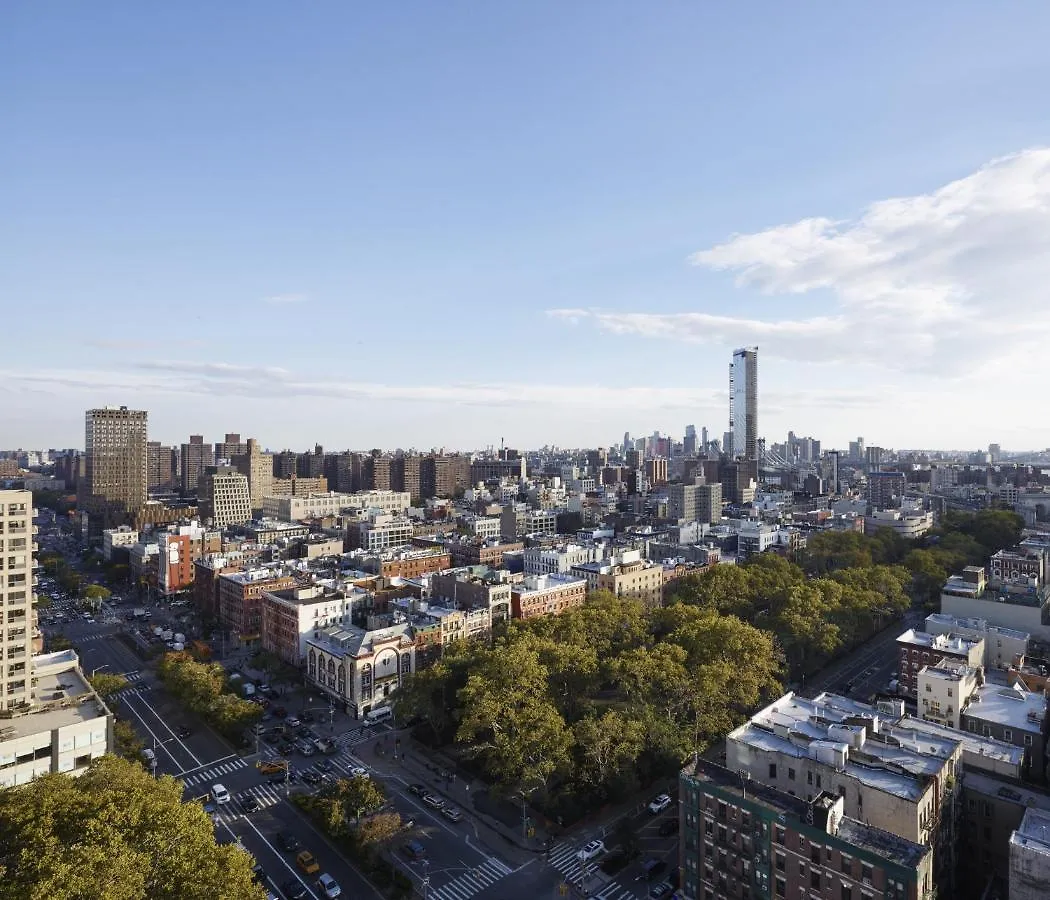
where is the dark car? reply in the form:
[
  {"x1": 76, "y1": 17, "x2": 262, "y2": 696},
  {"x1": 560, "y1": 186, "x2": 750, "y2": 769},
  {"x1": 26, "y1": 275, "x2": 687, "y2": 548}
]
[
  {"x1": 301, "y1": 771, "x2": 322, "y2": 786},
  {"x1": 250, "y1": 862, "x2": 265, "y2": 882},
  {"x1": 637, "y1": 858, "x2": 667, "y2": 882},
  {"x1": 407, "y1": 783, "x2": 427, "y2": 797},
  {"x1": 277, "y1": 832, "x2": 302, "y2": 853},
  {"x1": 281, "y1": 879, "x2": 309, "y2": 900},
  {"x1": 658, "y1": 818, "x2": 679, "y2": 837},
  {"x1": 241, "y1": 795, "x2": 261, "y2": 813},
  {"x1": 402, "y1": 840, "x2": 427, "y2": 860}
]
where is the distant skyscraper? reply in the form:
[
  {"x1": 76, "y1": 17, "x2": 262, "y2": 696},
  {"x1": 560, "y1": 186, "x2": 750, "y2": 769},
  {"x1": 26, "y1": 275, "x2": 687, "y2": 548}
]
[
  {"x1": 80, "y1": 406, "x2": 148, "y2": 534},
  {"x1": 729, "y1": 346, "x2": 758, "y2": 461},
  {"x1": 180, "y1": 435, "x2": 214, "y2": 494},
  {"x1": 701, "y1": 426, "x2": 709, "y2": 454},
  {"x1": 684, "y1": 424, "x2": 698, "y2": 456}
]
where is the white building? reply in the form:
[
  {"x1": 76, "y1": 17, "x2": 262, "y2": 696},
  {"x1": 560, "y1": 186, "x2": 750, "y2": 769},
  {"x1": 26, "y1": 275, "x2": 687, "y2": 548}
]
[
  {"x1": 261, "y1": 492, "x2": 359, "y2": 522},
  {"x1": 261, "y1": 583, "x2": 371, "y2": 666},
  {"x1": 522, "y1": 542, "x2": 605, "y2": 576},
  {"x1": 466, "y1": 516, "x2": 501, "y2": 540},
  {"x1": 863, "y1": 507, "x2": 934, "y2": 538},
  {"x1": 344, "y1": 490, "x2": 412, "y2": 516},
  {"x1": 917, "y1": 658, "x2": 979, "y2": 730},
  {"x1": 102, "y1": 525, "x2": 139, "y2": 561},
  {"x1": 924, "y1": 612, "x2": 1029, "y2": 670},
  {"x1": 350, "y1": 513, "x2": 414, "y2": 552},
  {"x1": 0, "y1": 650, "x2": 113, "y2": 787},
  {"x1": 305, "y1": 622, "x2": 416, "y2": 720},
  {"x1": 1010, "y1": 808, "x2": 1050, "y2": 900},
  {"x1": 736, "y1": 521, "x2": 777, "y2": 557}
]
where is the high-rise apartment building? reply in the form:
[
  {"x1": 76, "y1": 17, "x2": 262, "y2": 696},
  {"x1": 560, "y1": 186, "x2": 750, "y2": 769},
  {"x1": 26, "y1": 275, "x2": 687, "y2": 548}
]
[
  {"x1": 79, "y1": 406, "x2": 148, "y2": 534},
  {"x1": 421, "y1": 454, "x2": 471, "y2": 498},
  {"x1": 668, "y1": 480, "x2": 722, "y2": 525},
  {"x1": 197, "y1": 466, "x2": 253, "y2": 528},
  {"x1": 0, "y1": 490, "x2": 34, "y2": 709},
  {"x1": 233, "y1": 438, "x2": 273, "y2": 516},
  {"x1": 146, "y1": 441, "x2": 176, "y2": 493},
  {"x1": 296, "y1": 445, "x2": 325, "y2": 478},
  {"x1": 273, "y1": 450, "x2": 297, "y2": 479},
  {"x1": 180, "y1": 435, "x2": 214, "y2": 495},
  {"x1": 214, "y1": 432, "x2": 247, "y2": 461},
  {"x1": 391, "y1": 454, "x2": 422, "y2": 501},
  {"x1": 729, "y1": 346, "x2": 758, "y2": 461}
]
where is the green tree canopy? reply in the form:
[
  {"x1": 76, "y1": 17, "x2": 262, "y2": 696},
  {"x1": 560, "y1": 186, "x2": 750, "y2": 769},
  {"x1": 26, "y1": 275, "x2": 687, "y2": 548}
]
[
  {"x1": 88, "y1": 672, "x2": 128, "y2": 700},
  {"x1": 0, "y1": 755, "x2": 264, "y2": 900}
]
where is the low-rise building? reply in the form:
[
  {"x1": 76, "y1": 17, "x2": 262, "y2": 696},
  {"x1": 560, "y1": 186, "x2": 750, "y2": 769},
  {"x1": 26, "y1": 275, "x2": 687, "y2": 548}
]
[
  {"x1": 447, "y1": 538, "x2": 524, "y2": 569},
  {"x1": 736, "y1": 521, "x2": 777, "y2": 557},
  {"x1": 500, "y1": 504, "x2": 558, "y2": 540},
  {"x1": 897, "y1": 628, "x2": 984, "y2": 698},
  {"x1": 511, "y1": 573, "x2": 587, "y2": 619},
  {"x1": 348, "y1": 514, "x2": 414, "y2": 551},
  {"x1": 261, "y1": 491, "x2": 358, "y2": 522},
  {"x1": 218, "y1": 566, "x2": 297, "y2": 647},
  {"x1": 522, "y1": 542, "x2": 605, "y2": 576},
  {"x1": 429, "y1": 567, "x2": 512, "y2": 626},
  {"x1": 961, "y1": 683, "x2": 1048, "y2": 783},
  {"x1": 0, "y1": 650, "x2": 113, "y2": 787},
  {"x1": 924, "y1": 612, "x2": 1029, "y2": 671},
  {"x1": 570, "y1": 548, "x2": 664, "y2": 608},
  {"x1": 941, "y1": 568, "x2": 1050, "y2": 643},
  {"x1": 679, "y1": 757, "x2": 934, "y2": 900},
  {"x1": 917, "y1": 658, "x2": 979, "y2": 730},
  {"x1": 990, "y1": 547, "x2": 1045, "y2": 590},
  {"x1": 864, "y1": 507, "x2": 934, "y2": 538},
  {"x1": 1010, "y1": 807, "x2": 1050, "y2": 900},
  {"x1": 261, "y1": 583, "x2": 370, "y2": 666},
  {"x1": 101, "y1": 525, "x2": 138, "y2": 561},
  {"x1": 305, "y1": 622, "x2": 416, "y2": 719}
]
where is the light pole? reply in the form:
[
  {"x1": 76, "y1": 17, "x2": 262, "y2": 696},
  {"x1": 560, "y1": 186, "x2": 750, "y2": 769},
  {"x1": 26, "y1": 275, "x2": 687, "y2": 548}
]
[{"x1": 91, "y1": 664, "x2": 109, "y2": 677}]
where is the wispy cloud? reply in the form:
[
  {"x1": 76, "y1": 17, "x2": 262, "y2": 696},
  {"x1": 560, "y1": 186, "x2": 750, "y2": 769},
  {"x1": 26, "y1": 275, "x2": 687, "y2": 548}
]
[
  {"x1": 551, "y1": 148, "x2": 1050, "y2": 376},
  {"x1": 263, "y1": 293, "x2": 308, "y2": 305}
]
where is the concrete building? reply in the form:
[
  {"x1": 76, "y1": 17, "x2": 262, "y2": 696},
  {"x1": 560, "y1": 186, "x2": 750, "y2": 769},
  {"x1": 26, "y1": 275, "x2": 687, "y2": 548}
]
[
  {"x1": 863, "y1": 508, "x2": 934, "y2": 539},
  {"x1": 924, "y1": 613, "x2": 1029, "y2": 671},
  {"x1": 359, "y1": 547, "x2": 450, "y2": 580},
  {"x1": 1010, "y1": 808, "x2": 1050, "y2": 900},
  {"x1": 197, "y1": 466, "x2": 252, "y2": 528},
  {"x1": 214, "y1": 432, "x2": 247, "y2": 461},
  {"x1": 390, "y1": 455, "x2": 422, "y2": 501},
  {"x1": 101, "y1": 525, "x2": 139, "y2": 562},
  {"x1": 737, "y1": 521, "x2": 778, "y2": 558},
  {"x1": 868, "y1": 471, "x2": 907, "y2": 510},
  {"x1": 897, "y1": 629, "x2": 984, "y2": 698},
  {"x1": 466, "y1": 516, "x2": 501, "y2": 540},
  {"x1": 510, "y1": 573, "x2": 587, "y2": 620},
  {"x1": 1, "y1": 491, "x2": 34, "y2": 709},
  {"x1": 262, "y1": 491, "x2": 357, "y2": 521},
  {"x1": 305, "y1": 621, "x2": 416, "y2": 719},
  {"x1": 232, "y1": 438, "x2": 273, "y2": 515},
  {"x1": 146, "y1": 441, "x2": 176, "y2": 493},
  {"x1": 570, "y1": 549, "x2": 664, "y2": 608},
  {"x1": 917, "y1": 658, "x2": 979, "y2": 730},
  {"x1": 0, "y1": 650, "x2": 113, "y2": 786},
  {"x1": 218, "y1": 566, "x2": 297, "y2": 647},
  {"x1": 79, "y1": 406, "x2": 148, "y2": 534},
  {"x1": 500, "y1": 504, "x2": 558, "y2": 540},
  {"x1": 727, "y1": 692, "x2": 958, "y2": 895},
  {"x1": 470, "y1": 456, "x2": 526, "y2": 484},
  {"x1": 679, "y1": 757, "x2": 933, "y2": 900},
  {"x1": 667, "y1": 479, "x2": 722, "y2": 525},
  {"x1": 420, "y1": 454, "x2": 471, "y2": 499},
  {"x1": 961, "y1": 683, "x2": 1048, "y2": 783},
  {"x1": 429, "y1": 567, "x2": 512, "y2": 626},
  {"x1": 341, "y1": 490, "x2": 412, "y2": 516},
  {"x1": 261, "y1": 582, "x2": 370, "y2": 666},
  {"x1": 941, "y1": 567, "x2": 1050, "y2": 643},
  {"x1": 729, "y1": 346, "x2": 758, "y2": 461},
  {"x1": 990, "y1": 547, "x2": 1045, "y2": 590},
  {"x1": 179, "y1": 435, "x2": 214, "y2": 495},
  {"x1": 522, "y1": 543, "x2": 605, "y2": 576},
  {"x1": 349, "y1": 514, "x2": 414, "y2": 552}
]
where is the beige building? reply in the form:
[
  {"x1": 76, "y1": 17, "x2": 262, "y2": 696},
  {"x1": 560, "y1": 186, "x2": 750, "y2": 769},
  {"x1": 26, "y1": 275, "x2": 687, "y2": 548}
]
[
  {"x1": 429, "y1": 567, "x2": 512, "y2": 626},
  {"x1": 262, "y1": 583, "x2": 370, "y2": 666},
  {"x1": 232, "y1": 438, "x2": 273, "y2": 515},
  {"x1": 918, "y1": 658, "x2": 979, "y2": 730},
  {"x1": 101, "y1": 525, "x2": 139, "y2": 561},
  {"x1": 511, "y1": 573, "x2": 587, "y2": 619},
  {"x1": 197, "y1": 466, "x2": 252, "y2": 528},
  {"x1": 262, "y1": 492, "x2": 357, "y2": 521},
  {"x1": 79, "y1": 407, "x2": 148, "y2": 534},
  {"x1": 667, "y1": 479, "x2": 722, "y2": 525},
  {"x1": 306, "y1": 622, "x2": 416, "y2": 719},
  {"x1": 571, "y1": 549, "x2": 664, "y2": 608},
  {"x1": 1, "y1": 490, "x2": 34, "y2": 709}
]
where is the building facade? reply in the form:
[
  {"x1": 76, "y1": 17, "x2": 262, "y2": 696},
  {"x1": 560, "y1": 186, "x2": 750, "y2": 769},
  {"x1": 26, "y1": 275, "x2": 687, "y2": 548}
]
[
  {"x1": 79, "y1": 407, "x2": 148, "y2": 534},
  {"x1": 896, "y1": 629, "x2": 984, "y2": 698},
  {"x1": 180, "y1": 435, "x2": 214, "y2": 495},
  {"x1": 511, "y1": 573, "x2": 587, "y2": 619},
  {"x1": 197, "y1": 466, "x2": 252, "y2": 528},
  {"x1": 729, "y1": 346, "x2": 758, "y2": 461},
  {"x1": 218, "y1": 567, "x2": 296, "y2": 646},
  {"x1": 0, "y1": 491, "x2": 34, "y2": 709}
]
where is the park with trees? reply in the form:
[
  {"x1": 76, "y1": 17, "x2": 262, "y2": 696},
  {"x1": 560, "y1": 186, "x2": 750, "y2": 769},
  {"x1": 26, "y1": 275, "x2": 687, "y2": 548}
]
[{"x1": 156, "y1": 651, "x2": 261, "y2": 741}]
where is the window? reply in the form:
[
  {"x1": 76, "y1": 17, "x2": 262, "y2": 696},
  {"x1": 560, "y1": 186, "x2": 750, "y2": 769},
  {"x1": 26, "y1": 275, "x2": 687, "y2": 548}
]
[
  {"x1": 925, "y1": 684, "x2": 931, "y2": 692},
  {"x1": 769, "y1": 763, "x2": 778, "y2": 779},
  {"x1": 774, "y1": 826, "x2": 785, "y2": 845},
  {"x1": 1025, "y1": 734, "x2": 1034, "y2": 747},
  {"x1": 861, "y1": 863, "x2": 873, "y2": 882},
  {"x1": 811, "y1": 871, "x2": 821, "y2": 890},
  {"x1": 1003, "y1": 729, "x2": 1012, "y2": 742},
  {"x1": 775, "y1": 852, "x2": 785, "y2": 872},
  {"x1": 775, "y1": 876, "x2": 786, "y2": 897},
  {"x1": 841, "y1": 886, "x2": 853, "y2": 900},
  {"x1": 807, "y1": 770, "x2": 813, "y2": 785},
  {"x1": 968, "y1": 720, "x2": 977, "y2": 733},
  {"x1": 788, "y1": 767, "x2": 796, "y2": 781}
]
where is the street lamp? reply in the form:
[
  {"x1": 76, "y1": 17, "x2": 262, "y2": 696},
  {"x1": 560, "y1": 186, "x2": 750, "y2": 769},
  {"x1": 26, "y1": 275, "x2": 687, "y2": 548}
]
[{"x1": 91, "y1": 664, "x2": 109, "y2": 677}]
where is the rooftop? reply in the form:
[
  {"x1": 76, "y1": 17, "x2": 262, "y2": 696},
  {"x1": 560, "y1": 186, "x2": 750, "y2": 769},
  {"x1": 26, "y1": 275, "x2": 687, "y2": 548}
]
[
  {"x1": 964, "y1": 771, "x2": 1050, "y2": 813},
  {"x1": 2, "y1": 655, "x2": 110, "y2": 742},
  {"x1": 681, "y1": 758, "x2": 928, "y2": 869},
  {"x1": 306, "y1": 621, "x2": 412, "y2": 659},
  {"x1": 896, "y1": 628, "x2": 983, "y2": 655},
  {"x1": 966, "y1": 683, "x2": 1046, "y2": 732},
  {"x1": 1011, "y1": 808, "x2": 1050, "y2": 859},
  {"x1": 925, "y1": 612, "x2": 1030, "y2": 641},
  {"x1": 898, "y1": 715, "x2": 1023, "y2": 768},
  {"x1": 920, "y1": 659, "x2": 977, "y2": 682}
]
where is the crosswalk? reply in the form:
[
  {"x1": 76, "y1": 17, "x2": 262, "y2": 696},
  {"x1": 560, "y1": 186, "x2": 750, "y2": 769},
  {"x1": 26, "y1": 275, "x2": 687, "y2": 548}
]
[
  {"x1": 210, "y1": 782, "x2": 288, "y2": 825},
  {"x1": 424, "y1": 856, "x2": 512, "y2": 900},
  {"x1": 107, "y1": 685, "x2": 150, "y2": 702},
  {"x1": 73, "y1": 629, "x2": 119, "y2": 643},
  {"x1": 181, "y1": 756, "x2": 250, "y2": 788},
  {"x1": 545, "y1": 843, "x2": 641, "y2": 900}
]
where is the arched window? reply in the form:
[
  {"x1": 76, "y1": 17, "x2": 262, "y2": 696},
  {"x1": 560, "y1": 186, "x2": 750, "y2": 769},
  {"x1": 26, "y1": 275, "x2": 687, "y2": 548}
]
[
  {"x1": 308, "y1": 649, "x2": 316, "y2": 680},
  {"x1": 337, "y1": 663, "x2": 346, "y2": 697},
  {"x1": 361, "y1": 663, "x2": 373, "y2": 701}
]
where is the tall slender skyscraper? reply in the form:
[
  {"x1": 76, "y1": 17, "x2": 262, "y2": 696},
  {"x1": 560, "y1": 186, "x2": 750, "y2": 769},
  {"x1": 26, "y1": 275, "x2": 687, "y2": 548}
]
[
  {"x1": 79, "y1": 406, "x2": 148, "y2": 534},
  {"x1": 729, "y1": 346, "x2": 758, "y2": 461}
]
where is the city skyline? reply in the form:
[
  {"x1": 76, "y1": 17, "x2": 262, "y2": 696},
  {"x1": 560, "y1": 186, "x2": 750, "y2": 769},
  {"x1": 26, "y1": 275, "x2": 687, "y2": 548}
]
[{"x1": 7, "y1": 5, "x2": 1050, "y2": 450}]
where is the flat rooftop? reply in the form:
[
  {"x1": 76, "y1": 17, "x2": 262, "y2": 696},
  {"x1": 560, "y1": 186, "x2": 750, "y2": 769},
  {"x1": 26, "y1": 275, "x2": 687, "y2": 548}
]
[
  {"x1": 1, "y1": 658, "x2": 109, "y2": 742},
  {"x1": 897, "y1": 715, "x2": 1023, "y2": 769},
  {"x1": 964, "y1": 771, "x2": 1050, "y2": 813},
  {"x1": 896, "y1": 628, "x2": 982, "y2": 655},
  {"x1": 967, "y1": 683, "x2": 1046, "y2": 732},
  {"x1": 1010, "y1": 808, "x2": 1050, "y2": 859}
]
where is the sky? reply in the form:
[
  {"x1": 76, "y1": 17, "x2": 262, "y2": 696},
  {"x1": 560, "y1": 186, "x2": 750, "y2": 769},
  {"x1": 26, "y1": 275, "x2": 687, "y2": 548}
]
[{"x1": 5, "y1": 2, "x2": 1050, "y2": 453}]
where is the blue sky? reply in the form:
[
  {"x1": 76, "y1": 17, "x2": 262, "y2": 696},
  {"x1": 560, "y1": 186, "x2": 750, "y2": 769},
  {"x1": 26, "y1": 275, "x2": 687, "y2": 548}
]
[{"x1": 5, "y1": 3, "x2": 1050, "y2": 452}]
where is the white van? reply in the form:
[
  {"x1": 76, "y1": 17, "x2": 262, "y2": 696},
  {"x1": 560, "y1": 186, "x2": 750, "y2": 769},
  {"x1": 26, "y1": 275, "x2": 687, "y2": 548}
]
[{"x1": 364, "y1": 706, "x2": 393, "y2": 726}]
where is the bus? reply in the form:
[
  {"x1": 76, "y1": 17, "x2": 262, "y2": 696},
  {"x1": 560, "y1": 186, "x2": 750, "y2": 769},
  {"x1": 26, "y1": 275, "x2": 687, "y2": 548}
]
[{"x1": 363, "y1": 706, "x2": 393, "y2": 727}]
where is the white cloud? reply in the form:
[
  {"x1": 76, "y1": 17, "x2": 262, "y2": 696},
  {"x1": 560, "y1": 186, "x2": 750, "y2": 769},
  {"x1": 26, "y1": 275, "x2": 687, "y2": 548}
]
[
  {"x1": 263, "y1": 293, "x2": 308, "y2": 305},
  {"x1": 552, "y1": 148, "x2": 1050, "y2": 375}
]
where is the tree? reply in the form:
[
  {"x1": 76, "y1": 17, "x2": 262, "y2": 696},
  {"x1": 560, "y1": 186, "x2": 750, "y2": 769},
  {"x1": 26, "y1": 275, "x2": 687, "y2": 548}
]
[
  {"x1": 768, "y1": 583, "x2": 841, "y2": 677},
  {"x1": 573, "y1": 711, "x2": 645, "y2": 797},
  {"x1": 0, "y1": 755, "x2": 264, "y2": 900},
  {"x1": 666, "y1": 565, "x2": 756, "y2": 618},
  {"x1": 83, "y1": 585, "x2": 111, "y2": 611},
  {"x1": 904, "y1": 549, "x2": 949, "y2": 607},
  {"x1": 803, "y1": 531, "x2": 874, "y2": 575},
  {"x1": 353, "y1": 811, "x2": 402, "y2": 848},
  {"x1": 327, "y1": 775, "x2": 386, "y2": 823},
  {"x1": 113, "y1": 719, "x2": 145, "y2": 761},
  {"x1": 88, "y1": 672, "x2": 128, "y2": 700}
]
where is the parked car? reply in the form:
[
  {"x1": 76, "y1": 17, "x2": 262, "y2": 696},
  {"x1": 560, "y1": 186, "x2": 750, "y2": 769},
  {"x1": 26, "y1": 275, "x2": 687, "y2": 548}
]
[
  {"x1": 648, "y1": 794, "x2": 672, "y2": 815},
  {"x1": 650, "y1": 880, "x2": 674, "y2": 898},
  {"x1": 407, "y1": 783, "x2": 427, "y2": 797},
  {"x1": 422, "y1": 793, "x2": 444, "y2": 810},
  {"x1": 281, "y1": 879, "x2": 309, "y2": 900},
  {"x1": 577, "y1": 839, "x2": 606, "y2": 862},
  {"x1": 316, "y1": 873, "x2": 342, "y2": 899},
  {"x1": 637, "y1": 858, "x2": 667, "y2": 882},
  {"x1": 441, "y1": 806, "x2": 463, "y2": 823},
  {"x1": 211, "y1": 784, "x2": 231, "y2": 804},
  {"x1": 658, "y1": 818, "x2": 680, "y2": 837},
  {"x1": 286, "y1": 716, "x2": 301, "y2": 728},
  {"x1": 296, "y1": 851, "x2": 320, "y2": 874}
]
